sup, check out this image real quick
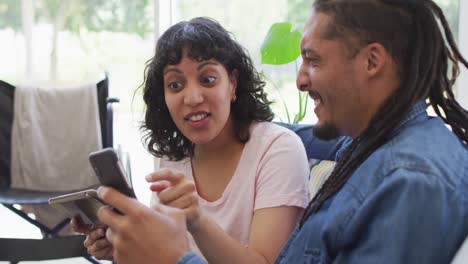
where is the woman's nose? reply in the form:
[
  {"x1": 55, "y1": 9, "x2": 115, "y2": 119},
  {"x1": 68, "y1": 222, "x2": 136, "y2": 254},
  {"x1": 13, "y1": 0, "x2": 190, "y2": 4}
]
[{"x1": 183, "y1": 86, "x2": 204, "y2": 106}]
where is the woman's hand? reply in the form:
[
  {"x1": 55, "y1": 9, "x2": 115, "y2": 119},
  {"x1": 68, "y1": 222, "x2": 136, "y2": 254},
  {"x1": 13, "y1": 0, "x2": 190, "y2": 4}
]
[
  {"x1": 83, "y1": 228, "x2": 114, "y2": 260},
  {"x1": 146, "y1": 169, "x2": 202, "y2": 231},
  {"x1": 70, "y1": 216, "x2": 114, "y2": 260}
]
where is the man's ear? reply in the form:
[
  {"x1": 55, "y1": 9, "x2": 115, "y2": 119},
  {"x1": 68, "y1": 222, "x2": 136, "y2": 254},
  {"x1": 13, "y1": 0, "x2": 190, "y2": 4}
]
[{"x1": 362, "y1": 43, "x2": 388, "y2": 78}]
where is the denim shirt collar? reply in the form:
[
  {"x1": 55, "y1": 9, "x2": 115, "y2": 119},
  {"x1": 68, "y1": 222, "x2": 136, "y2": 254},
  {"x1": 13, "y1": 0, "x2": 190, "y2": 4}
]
[
  {"x1": 397, "y1": 100, "x2": 427, "y2": 128},
  {"x1": 335, "y1": 100, "x2": 428, "y2": 161}
]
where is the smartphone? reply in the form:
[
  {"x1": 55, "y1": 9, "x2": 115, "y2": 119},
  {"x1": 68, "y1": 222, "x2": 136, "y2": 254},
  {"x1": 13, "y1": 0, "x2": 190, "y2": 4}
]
[
  {"x1": 48, "y1": 189, "x2": 106, "y2": 228},
  {"x1": 88, "y1": 148, "x2": 136, "y2": 198}
]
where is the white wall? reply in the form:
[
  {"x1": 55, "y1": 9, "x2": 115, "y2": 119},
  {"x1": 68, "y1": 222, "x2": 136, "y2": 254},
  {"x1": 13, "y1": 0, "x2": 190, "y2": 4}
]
[{"x1": 458, "y1": 0, "x2": 468, "y2": 108}]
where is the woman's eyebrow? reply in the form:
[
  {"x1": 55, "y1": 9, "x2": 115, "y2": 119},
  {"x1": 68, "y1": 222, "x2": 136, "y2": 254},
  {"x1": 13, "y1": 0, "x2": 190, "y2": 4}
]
[
  {"x1": 197, "y1": 61, "x2": 219, "y2": 71},
  {"x1": 163, "y1": 67, "x2": 182, "y2": 75}
]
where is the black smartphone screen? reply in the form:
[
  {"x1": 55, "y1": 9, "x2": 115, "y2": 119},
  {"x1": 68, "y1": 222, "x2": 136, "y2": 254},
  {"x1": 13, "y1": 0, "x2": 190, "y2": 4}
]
[{"x1": 89, "y1": 148, "x2": 136, "y2": 198}]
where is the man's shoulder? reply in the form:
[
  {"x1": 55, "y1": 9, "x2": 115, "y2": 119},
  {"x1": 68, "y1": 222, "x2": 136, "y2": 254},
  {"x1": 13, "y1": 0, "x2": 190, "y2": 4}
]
[
  {"x1": 351, "y1": 116, "x2": 467, "y2": 198},
  {"x1": 381, "y1": 116, "x2": 467, "y2": 175}
]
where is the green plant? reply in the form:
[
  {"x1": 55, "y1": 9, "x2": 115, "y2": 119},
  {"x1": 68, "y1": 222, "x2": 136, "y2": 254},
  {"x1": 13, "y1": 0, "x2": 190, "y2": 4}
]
[{"x1": 260, "y1": 22, "x2": 308, "y2": 124}]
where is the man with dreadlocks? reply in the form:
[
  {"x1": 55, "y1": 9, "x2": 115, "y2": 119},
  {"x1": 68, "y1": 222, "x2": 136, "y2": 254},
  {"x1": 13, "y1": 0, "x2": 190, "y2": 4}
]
[
  {"x1": 275, "y1": 0, "x2": 468, "y2": 263},
  {"x1": 90, "y1": 0, "x2": 467, "y2": 263}
]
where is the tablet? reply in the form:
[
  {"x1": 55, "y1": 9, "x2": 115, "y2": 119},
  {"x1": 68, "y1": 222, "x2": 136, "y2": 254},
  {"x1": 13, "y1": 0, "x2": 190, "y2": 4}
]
[{"x1": 48, "y1": 189, "x2": 106, "y2": 229}]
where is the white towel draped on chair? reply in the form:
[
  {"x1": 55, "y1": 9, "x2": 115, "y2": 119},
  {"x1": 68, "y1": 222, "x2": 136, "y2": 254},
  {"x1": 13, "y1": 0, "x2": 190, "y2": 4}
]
[{"x1": 11, "y1": 83, "x2": 101, "y2": 191}]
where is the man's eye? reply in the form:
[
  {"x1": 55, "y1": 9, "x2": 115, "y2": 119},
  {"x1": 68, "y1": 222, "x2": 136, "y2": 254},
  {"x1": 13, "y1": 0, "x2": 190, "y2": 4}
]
[
  {"x1": 304, "y1": 57, "x2": 319, "y2": 66},
  {"x1": 167, "y1": 82, "x2": 181, "y2": 90},
  {"x1": 201, "y1": 76, "x2": 217, "y2": 84}
]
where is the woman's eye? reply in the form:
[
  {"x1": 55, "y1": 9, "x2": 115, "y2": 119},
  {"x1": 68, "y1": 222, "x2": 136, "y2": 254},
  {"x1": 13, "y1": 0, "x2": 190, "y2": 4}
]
[
  {"x1": 201, "y1": 76, "x2": 217, "y2": 84},
  {"x1": 167, "y1": 82, "x2": 182, "y2": 90}
]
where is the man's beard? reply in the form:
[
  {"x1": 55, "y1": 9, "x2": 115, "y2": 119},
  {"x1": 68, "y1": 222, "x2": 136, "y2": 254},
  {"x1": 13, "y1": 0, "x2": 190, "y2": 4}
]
[{"x1": 312, "y1": 122, "x2": 340, "y2": 141}]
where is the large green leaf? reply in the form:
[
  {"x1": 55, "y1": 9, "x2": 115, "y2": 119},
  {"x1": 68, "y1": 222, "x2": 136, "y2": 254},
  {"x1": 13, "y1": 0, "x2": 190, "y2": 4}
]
[{"x1": 261, "y1": 22, "x2": 301, "y2": 65}]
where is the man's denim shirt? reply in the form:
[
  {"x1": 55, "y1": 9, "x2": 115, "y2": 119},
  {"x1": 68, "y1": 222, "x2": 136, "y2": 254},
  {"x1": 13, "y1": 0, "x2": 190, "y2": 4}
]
[
  {"x1": 275, "y1": 101, "x2": 467, "y2": 263},
  {"x1": 179, "y1": 101, "x2": 468, "y2": 264}
]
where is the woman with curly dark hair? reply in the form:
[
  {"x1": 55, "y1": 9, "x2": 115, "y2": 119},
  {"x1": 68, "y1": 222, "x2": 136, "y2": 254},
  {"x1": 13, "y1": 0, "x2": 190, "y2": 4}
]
[
  {"x1": 80, "y1": 17, "x2": 309, "y2": 263},
  {"x1": 141, "y1": 17, "x2": 276, "y2": 161}
]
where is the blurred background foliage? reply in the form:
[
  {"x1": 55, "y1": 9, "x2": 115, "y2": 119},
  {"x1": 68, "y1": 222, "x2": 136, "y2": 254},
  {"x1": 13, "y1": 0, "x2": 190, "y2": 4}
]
[{"x1": 0, "y1": 0, "x2": 460, "y2": 122}]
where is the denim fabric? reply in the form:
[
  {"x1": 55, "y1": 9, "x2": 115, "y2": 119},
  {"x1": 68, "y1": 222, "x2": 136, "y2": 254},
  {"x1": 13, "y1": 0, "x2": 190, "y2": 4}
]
[
  {"x1": 275, "y1": 101, "x2": 468, "y2": 263},
  {"x1": 177, "y1": 252, "x2": 206, "y2": 264}
]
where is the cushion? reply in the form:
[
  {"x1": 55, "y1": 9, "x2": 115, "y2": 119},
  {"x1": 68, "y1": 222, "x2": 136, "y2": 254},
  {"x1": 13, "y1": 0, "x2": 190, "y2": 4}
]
[
  {"x1": 309, "y1": 160, "x2": 336, "y2": 199},
  {"x1": 452, "y1": 235, "x2": 468, "y2": 264}
]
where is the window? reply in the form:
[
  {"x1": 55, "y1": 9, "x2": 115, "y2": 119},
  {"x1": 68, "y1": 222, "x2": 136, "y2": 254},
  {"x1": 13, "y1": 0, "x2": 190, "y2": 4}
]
[
  {"x1": 1, "y1": 0, "x2": 463, "y2": 125},
  {"x1": 0, "y1": 1, "x2": 157, "y2": 239}
]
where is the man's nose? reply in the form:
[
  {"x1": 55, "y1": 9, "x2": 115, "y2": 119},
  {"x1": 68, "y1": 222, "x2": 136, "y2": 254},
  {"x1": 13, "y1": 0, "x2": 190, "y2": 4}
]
[
  {"x1": 183, "y1": 85, "x2": 204, "y2": 106},
  {"x1": 296, "y1": 64, "x2": 310, "y2": 92}
]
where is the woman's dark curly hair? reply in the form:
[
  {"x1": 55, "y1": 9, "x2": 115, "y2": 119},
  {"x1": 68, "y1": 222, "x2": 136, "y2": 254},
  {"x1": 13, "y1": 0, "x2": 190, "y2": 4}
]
[{"x1": 141, "y1": 17, "x2": 274, "y2": 161}]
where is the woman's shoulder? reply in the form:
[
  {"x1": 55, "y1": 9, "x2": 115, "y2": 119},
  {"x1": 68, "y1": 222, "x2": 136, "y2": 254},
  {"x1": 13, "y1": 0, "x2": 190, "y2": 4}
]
[
  {"x1": 250, "y1": 121, "x2": 302, "y2": 142},
  {"x1": 248, "y1": 121, "x2": 304, "y2": 150}
]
